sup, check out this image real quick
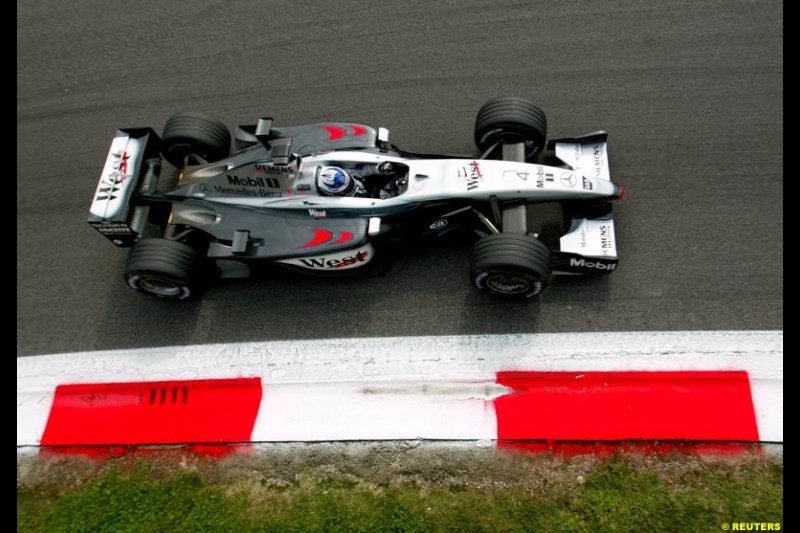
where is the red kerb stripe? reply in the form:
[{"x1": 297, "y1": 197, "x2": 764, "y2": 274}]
[
  {"x1": 40, "y1": 378, "x2": 262, "y2": 446},
  {"x1": 494, "y1": 371, "x2": 759, "y2": 442}
]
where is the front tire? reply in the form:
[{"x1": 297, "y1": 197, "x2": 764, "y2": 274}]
[
  {"x1": 161, "y1": 112, "x2": 231, "y2": 168},
  {"x1": 470, "y1": 233, "x2": 552, "y2": 299},
  {"x1": 124, "y1": 238, "x2": 199, "y2": 300},
  {"x1": 474, "y1": 97, "x2": 547, "y2": 160}
]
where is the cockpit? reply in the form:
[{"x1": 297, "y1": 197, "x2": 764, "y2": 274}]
[{"x1": 314, "y1": 161, "x2": 409, "y2": 199}]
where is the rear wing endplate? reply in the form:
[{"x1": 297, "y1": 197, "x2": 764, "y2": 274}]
[{"x1": 87, "y1": 128, "x2": 161, "y2": 246}]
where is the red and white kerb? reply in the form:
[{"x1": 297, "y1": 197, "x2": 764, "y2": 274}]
[{"x1": 17, "y1": 331, "x2": 782, "y2": 449}]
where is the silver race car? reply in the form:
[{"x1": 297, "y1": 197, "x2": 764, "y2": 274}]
[{"x1": 88, "y1": 97, "x2": 623, "y2": 300}]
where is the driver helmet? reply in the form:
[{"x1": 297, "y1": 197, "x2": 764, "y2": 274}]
[{"x1": 318, "y1": 166, "x2": 355, "y2": 196}]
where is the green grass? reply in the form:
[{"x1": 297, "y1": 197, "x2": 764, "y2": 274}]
[{"x1": 18, "y1": 453, "x2": 783, "y2": 533}]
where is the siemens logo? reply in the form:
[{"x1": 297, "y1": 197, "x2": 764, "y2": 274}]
[{"x1": 570, "y1": 258, "x2": 617, "y2": 271}]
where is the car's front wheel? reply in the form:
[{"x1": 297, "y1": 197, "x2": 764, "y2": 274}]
[
  {"x1": 474, "y1": 97, "x2": 547, "y2": 160},
  {"x1": 470, "y1": 233, "x2": 552, "y2": 299},
  {"x1": 124, "y1": 238, "x2": 199, "y2": 300}
]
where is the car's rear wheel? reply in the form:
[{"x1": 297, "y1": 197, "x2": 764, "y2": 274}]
[
  {"x1": 161, "y1": 112, "x2": 231, "y2": 168},
  {"x1": 474, "y1": 97, "x2": 547, "y2": 160},
  {"x1": 124, "y1": 238, "x2": 199, "y2": 300},
  {"x1": 470, "y1": 233, "x2": 551, "y2": 299}
]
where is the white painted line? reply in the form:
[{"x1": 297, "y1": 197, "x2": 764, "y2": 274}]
[
  {"x1": 16, "y1": 392, "x2": 54, "y2": 449},
  {"x1": 750, "y1": 378, "x2": 783, "y2": 442},
  {"x1": 254, "y1": 382, "x2": 499, "y2": 441}
]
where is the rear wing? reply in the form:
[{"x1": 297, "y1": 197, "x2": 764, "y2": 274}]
[{"x1": 87, "y1": 128, "x2": 161, "y2": 246}]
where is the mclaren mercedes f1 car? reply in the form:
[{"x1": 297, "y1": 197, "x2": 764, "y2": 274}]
[{"x1": 88, "y1": 97, "x2": 623, "y2": 300}]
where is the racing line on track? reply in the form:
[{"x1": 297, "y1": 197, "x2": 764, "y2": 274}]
[{"x1": 17, "y1": 331, "x2": 782, "y2": 451}]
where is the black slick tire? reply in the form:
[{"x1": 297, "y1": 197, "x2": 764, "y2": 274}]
[
  {"x1": 161, "y1": 112, "x2": 231, "y2": 168},
  {"x1": 124, "y1": 238, "x2": 199, "y2": 300},
  {"x1": 470, "y1": 233, "x2": 552, "y2": 299},
  {"x1": 474, "y1": 97, "x2": 547, "y2": 159}
]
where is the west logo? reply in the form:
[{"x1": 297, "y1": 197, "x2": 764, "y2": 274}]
[
  {"x1": 467, "y1": 161, "x2": 482, "y2": 191},
  {"x1": 300, "y1": 250, "x2": 370, "y2": 269},
  {"x1": 95, "y1": 173, "x2": 125, "y2": 201}
]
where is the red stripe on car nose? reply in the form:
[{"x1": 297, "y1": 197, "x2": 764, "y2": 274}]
[
  {"x1": 322, "y1": 126, "x2": 347, "y2": 140},
  {"x1": 302, "y1": 228, "x2": 334, "y2": 247},
  {"x1": 333, "y1": 231, "x2": 353, "y2": 244}
]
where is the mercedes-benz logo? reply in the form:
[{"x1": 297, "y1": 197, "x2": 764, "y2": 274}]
[
  {"x1": 199, "y1": 184, "x2": 213, "y2": 194},
  {"x1": 560, "y1": 173, "x2": 576, "y2": 188}
]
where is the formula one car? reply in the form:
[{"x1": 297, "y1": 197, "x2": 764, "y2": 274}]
[{"x1": 88, "y1": 97, "x2": 623, "y2": 300}]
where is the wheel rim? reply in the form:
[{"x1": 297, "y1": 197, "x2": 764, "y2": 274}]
[
  {"x1": 486, "y1": 273, "x2": 533, "y2": 295},
  {"x1": 139, "y1": 277, "x2": 182, "y2": 297},
  {"x1": 166, "y1": 143, "x2": 208, "y2": 166}
]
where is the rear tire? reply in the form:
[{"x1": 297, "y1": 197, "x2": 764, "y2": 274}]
[
  {"x1": 161, "y1": 112, "x2": 231, "y2": 168},
  {"x1": 474, "y1": 97, "x2": 547, "y2": 159},
  {"x1": 470, "y1": 233, "x2": 552, "y2": 299},
  {"x1": 124, "y1": 238, "x2": 199, "y2": 300}
]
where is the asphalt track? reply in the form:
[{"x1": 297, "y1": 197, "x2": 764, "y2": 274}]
[{"x1": 17, "y1": 1, "x2": 783, "y2": 356}]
